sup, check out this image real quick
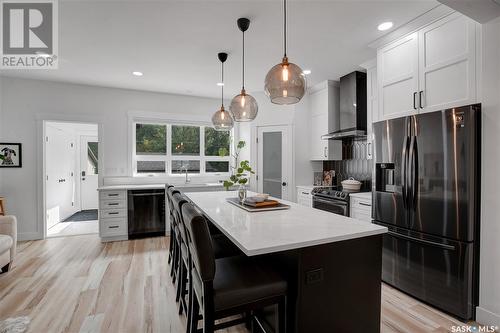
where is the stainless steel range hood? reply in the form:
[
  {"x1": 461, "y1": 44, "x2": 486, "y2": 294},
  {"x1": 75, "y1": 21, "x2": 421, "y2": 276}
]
[{"x1": 322, "y1": 71, "x2": 367, "y2": 140}]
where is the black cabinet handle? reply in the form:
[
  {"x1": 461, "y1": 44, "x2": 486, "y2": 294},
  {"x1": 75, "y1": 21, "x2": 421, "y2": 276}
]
[
  {"x1": 302, "y1": 191, "x2": 309, "y2": 195},
  {"x1": 282, "y1": 182, "x2": 287, "y2": 186},
  {"x1": 108, "y1": 194, "x2": 119, "y2": 197},
  {"x1": 109, "y1": 225, "x2": 119, "y2": 229},
  {"x1": 419, "y1": 91, "x2": 424, "y2": 109},
  {"x1": 359, "y1": 202, "x2": 371, "y2": 207},
  {"x1": 108, "y1": 203, "x2": 119, "y2": 206},
  {"x1": 413, "y1": 92, "x2": 417, "y2": 110},
  {"x1": 108, "y1": 212, "x2": 119, "y2": 215}
]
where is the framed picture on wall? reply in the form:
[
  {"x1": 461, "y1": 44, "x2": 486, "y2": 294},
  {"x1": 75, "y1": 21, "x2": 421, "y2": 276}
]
[{"x1": 0, "y1": 143, "x2": 22, "y2": 168}]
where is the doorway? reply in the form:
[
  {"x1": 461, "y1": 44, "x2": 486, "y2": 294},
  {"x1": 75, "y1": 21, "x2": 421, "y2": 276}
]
[
  {"x1": 257, "y1": 125, "x2": 293, "y2": 200},
  {"x1": 44, "y1": 121, "x2": 99, "y2": 237}
]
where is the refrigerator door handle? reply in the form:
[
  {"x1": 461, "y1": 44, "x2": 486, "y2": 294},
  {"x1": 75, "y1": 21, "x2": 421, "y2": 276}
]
[
  {"x1": 387, "y1": 231, "x2": 456, "y2": 251},
  {"x1": 408, "y1": 135, "x2": 417, "y2": 210},
  {"x1": 401, "y1": 135, "x2": 409, "y2": 209}
]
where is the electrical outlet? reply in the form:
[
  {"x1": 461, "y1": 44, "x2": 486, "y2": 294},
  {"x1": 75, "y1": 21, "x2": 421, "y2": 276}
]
[{"x1": 305, "y1": 268, "x2": 324, "y2": 285}]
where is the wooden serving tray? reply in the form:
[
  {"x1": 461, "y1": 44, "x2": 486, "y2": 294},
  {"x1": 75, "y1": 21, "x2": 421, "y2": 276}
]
[{"x1": 226, "y1": 198, "x2": 291, "y2": 212}]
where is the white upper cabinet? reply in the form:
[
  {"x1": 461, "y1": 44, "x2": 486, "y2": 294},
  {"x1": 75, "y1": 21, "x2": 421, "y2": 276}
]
[
  {"x1": 377, "y1": 13, "x2": 478, "y2": 120},
  {"x1": 309, "y1": 81, "x2": 342, "y2": 161},
  {"x1": 360, "y1": 58, "x2": 378, "y2": 160},
  {"x1": 378, "y1": 33, "x2": 420, "y2": 120},
  {"x1": 418, "y1": 13, "x2": 477, "y2": 113}
]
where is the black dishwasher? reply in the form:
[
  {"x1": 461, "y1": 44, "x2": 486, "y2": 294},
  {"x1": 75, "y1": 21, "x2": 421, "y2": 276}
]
[{"x1": 128, "y1": 189, "x2": 166, "y2": 239}]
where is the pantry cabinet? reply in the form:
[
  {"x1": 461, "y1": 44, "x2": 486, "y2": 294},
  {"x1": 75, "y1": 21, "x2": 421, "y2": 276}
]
[
  {"x1": 309, "y1": 81, "x2": 342, "y2": 161},
  {"x1": 377, "y1": 12, "x2": 478, "y2": 120}
]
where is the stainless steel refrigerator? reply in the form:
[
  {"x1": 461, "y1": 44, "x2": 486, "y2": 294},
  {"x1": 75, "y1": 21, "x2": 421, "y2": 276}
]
[{"x1": 372, "y1": 104, "x2": 480, "y2": 320}]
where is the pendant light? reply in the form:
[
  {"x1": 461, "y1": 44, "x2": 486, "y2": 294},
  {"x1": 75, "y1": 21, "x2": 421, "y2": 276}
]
[
  {"x1": 230, "y1": 18, "x2": 258, "y2": 122},
  {"x1": 212, "y1": 52, "x2": 234, "y2": 131},
  {"x1": 264, "y1": 0, "x2": 306, "y2": 105}
]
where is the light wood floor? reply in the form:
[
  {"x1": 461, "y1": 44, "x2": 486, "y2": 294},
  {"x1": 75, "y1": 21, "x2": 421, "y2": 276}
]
[{"x1": 0, "y1": 235, "x2": 469, "y2": 333}]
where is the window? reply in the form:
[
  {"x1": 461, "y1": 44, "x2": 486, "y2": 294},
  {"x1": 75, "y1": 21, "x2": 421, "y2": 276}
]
[
  {"x1": 133, "y1": 122, "x2": 231, "y2": 176},
  {"x1": 136, "y1": 124, "x2": 166, "y2": 155},
  {"x1": 172, "y1": 125, "x2": 200, "y2": 155}
]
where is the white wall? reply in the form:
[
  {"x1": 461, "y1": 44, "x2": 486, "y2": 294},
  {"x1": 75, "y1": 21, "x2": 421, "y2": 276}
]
[
  {"x1": 477, "y1": 16, "x2": 500, "y2": 327},
  {"x1": 239, "y1": 91, "x2": 320, "y2": 201},
  {"x1": 0, "y1": 77, "x2": 221, "y2": 240}
]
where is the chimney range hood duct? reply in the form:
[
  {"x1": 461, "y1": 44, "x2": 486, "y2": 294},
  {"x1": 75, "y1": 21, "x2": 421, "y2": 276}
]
[{"x1": 322, "y1": 71, "x2": 367, "y2": 140}]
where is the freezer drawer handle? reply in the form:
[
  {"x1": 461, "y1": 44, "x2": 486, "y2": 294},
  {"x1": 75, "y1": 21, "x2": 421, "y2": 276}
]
[
  {"x1": 387, "y1": 231, "x2": 455, "y2": 251},
  {"x1": 358, "y1": 202, "x2": 371, "y2": 207}
]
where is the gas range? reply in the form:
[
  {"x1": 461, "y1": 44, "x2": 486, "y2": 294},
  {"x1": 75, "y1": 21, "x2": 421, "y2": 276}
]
[{"x1": 311, "y1": 186, "x2": 358, "y2": 202}]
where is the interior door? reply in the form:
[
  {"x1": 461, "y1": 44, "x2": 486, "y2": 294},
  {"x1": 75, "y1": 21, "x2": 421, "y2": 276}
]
[
  {"x1": 46, "y1": 125, "x2": 76, "y2": 228},
  {"x1": 378, "y1": 32, "x2": 419, "y2": 120},
  {"x1": 257, "y1": 126, "x2": 291, "y2": 200},
  {"x1": 80, "y1": 135, "x2": 99, "y2": 210},
  {"x1": 418, "y1": 13, "x2": 476, "y2": 113}
]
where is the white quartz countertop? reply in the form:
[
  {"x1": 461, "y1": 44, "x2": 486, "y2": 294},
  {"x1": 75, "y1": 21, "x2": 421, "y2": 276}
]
[
  {"x1": 185, "y1": 191, "x2": 387, "y2": 256},
  {"x1": 350, "y1": 192, "x2": 372, "y2": 200},
  {"x1": 98, "y1": 183, "x2": 225, "y2": 191}
]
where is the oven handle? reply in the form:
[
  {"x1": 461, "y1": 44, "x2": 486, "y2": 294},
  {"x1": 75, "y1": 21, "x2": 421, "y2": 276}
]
[{"x1": 313, "y1": 197, "x2": 348, "y2": 206}]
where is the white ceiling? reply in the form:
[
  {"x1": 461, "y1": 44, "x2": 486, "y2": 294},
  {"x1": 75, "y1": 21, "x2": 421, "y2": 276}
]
[{"x1": 0, "y1": 0, "x2": 439, "y2": 98}]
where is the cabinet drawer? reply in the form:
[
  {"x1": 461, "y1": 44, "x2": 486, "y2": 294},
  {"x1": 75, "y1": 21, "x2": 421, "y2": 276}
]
[
  {"x1": 100, "y1": 209, "x2": 127, "y2": 219},
  {"x1": 100, "y1": 200, "x2": 127, "y2": 210},
  {"x1": 100, "y1": 218, "x2": 127, "y2": 236},
  {"x1": 100, "y1": 190, "x2": 127, "y2": 201},
  {"x1": 351, "y1": 197, "x2": 372, "y2": 210},
  {"x1": 350, "y1": 209, "x2": 372, "y2": 223}
]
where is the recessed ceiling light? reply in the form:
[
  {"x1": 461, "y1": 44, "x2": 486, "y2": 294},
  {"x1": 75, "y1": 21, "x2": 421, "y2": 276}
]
[
  {"x1": 378, "y1": 22, "x2": 394, "y2": 31},
  {"x1": 132, "y1": 71, "x2": 143, "y2": 77},
  {"x1": 303, "y1": 70, "x2": 312, "y2": 75},
  {"x1": 217, "y1": 82, "x2": 224, "y2": 86}
]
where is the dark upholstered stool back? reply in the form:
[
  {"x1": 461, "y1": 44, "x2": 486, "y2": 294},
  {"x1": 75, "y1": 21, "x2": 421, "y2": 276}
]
[
  {"x1": 172, "y1": 192, "x2": 189, "y2": 239},
  {"x1": 167, "y1": 187, "x2": 180, "y2": 225},
  {"x1": 182, "y1": 202, "x2": 216, "y2": 282}
]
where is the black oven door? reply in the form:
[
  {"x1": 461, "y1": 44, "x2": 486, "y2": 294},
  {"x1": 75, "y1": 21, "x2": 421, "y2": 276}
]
[{"x1": 312, "y1": 196, "x2": 349, "y2": 216}]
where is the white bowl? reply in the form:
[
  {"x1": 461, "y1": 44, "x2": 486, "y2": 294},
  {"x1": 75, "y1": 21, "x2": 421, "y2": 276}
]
[{"x1": 341, "y1": 178, "x2": 362, "y2": 191}]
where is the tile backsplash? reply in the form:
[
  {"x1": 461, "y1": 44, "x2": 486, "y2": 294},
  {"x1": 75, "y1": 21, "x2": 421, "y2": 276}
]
[{"x1": 323, "y1": 138, "x2": 372, "y2": 189}]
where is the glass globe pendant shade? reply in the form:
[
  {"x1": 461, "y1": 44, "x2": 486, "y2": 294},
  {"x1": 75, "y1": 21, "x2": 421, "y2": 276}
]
[
  {"x1": 264, "y1": 56, "x2": 306, "y2": 105},
  {"x1": 212, "y1": 105, "x2": 234, "y2": 131},
  {"x1": 230, "y1": 89, "x2": 258, "y2": 122}
]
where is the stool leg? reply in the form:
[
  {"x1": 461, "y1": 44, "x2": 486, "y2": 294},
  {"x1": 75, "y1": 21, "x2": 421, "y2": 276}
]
[
  {"x1": 186, "y1": 271, "x2": 193, "y2": 333},
  {"x1": 176, "y1": 255, "x2": 183, "y2": 303},
  {"x1": 277, "y1": 296, "x2": 287, "y2": 333},
  {"x1": 190, "y1": 293, "x2": 199, "y2": 333},
  {"x1": 168, "y1": 226, "x2": 173, "y2": 264}
]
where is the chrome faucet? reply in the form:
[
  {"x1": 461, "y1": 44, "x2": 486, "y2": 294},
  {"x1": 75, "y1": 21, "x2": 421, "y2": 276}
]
[{"x1": 182, "y1": 166, "x2": 191, "y2": 184}]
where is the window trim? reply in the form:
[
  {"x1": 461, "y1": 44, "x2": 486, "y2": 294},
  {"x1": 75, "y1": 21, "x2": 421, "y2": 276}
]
[{"x1": 132, "y1": 120, "x2": 232, "y2": 177}]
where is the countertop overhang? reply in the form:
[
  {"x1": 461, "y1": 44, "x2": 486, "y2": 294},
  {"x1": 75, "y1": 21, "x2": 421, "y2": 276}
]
[{"x1": 185, "y1": 191, "x2": 387, "y2": 256}]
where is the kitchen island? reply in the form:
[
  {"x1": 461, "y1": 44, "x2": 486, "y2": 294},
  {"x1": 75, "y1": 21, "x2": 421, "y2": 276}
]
[{"x1": 185, "y1": 191, "x2": 387, "y2": 333}]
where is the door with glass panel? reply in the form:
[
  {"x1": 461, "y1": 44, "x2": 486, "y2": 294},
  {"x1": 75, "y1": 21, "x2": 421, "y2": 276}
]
[
  {"x1": 80, "y1": 136, "x2": 99, "y2": 210},
  {"x1": 257, "y1": 126, "x2": 291, "y2": 200}
]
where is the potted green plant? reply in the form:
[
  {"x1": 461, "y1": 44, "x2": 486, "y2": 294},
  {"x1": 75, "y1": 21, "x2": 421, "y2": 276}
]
[{"x1": 220, "y1": 140, "x2": 255, "y2": 202}]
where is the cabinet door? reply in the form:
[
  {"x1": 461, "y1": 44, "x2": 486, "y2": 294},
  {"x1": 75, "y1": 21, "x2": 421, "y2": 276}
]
[
  {"x1": 310, "y1": 113, "x2": 328, "y2": 160},
  {"x1": 366, "y1": 66, "x2": 378, "y2": 160},
  {"x1": 418, "y1": 13, "x2": 476, "y2": 113},
  {"x1": 378, "y1": 33, "x2": 419, "y2": 120}
]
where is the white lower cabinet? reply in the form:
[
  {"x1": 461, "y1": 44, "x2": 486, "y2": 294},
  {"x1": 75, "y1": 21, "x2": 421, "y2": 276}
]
[
  {"x1": 296, "y1": 186, "x2": 313, "y2": 208},
  {"x1": 349, "y1": 194, "x2": 372, "y2": 223},
  {"x1": 99, "y1": 190, "x2": 128, "y2": 241}
]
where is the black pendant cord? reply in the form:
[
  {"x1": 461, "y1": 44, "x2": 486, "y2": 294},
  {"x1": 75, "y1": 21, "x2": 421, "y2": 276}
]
[
  {"x1": 283, "y1": 0, "x2": 287, "y2": 57},
  {"x1": 242, "y1": 30, "x2": 245, "y2": 90},
  {"x1": 221, "y1": 61, "x2": 224, "y2": 107}
]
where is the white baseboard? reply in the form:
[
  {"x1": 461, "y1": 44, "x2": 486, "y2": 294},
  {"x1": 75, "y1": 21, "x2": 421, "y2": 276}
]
[
  {"x1": 18, "y1": 232, "x2": 43, "y2": 241},
  {"x1": 476, "y1": 306, "x2": 500, "y2": 327}
]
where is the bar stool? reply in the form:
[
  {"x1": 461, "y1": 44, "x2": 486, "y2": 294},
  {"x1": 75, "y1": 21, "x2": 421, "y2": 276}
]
[
  {"x1": 166, "y1": 184, "x2": 175, "y2": 264},
  {"x1": 182, "y1": 202, "x2": 288, "y2": 333},
  {"x1": 0, "y1": 197, "x2": 5, "y2": 216},
  {"x1": 172, "y1": 192, "x2": 190, "y2": 316},
  {"x1": 167, "y1": 187, "x2": 181, "y2": 282}
]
